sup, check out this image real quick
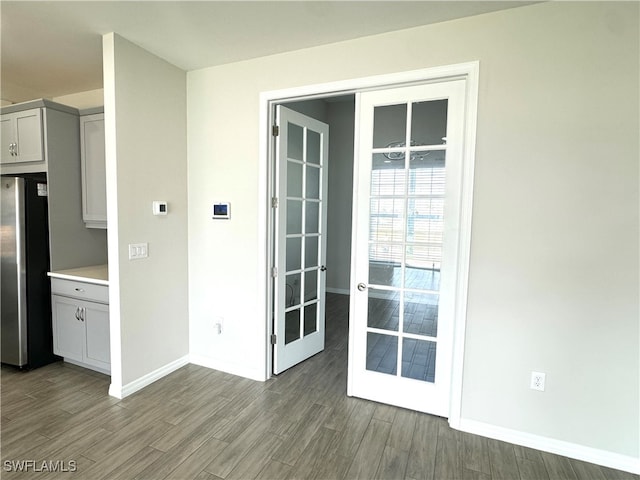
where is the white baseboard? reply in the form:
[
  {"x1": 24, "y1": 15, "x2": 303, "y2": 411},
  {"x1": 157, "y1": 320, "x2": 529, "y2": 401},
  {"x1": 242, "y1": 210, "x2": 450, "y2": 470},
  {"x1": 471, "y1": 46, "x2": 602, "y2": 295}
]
[
  {"x1": 326, "y1": 287, "x2": 350, "y2": 295},
  {"x1": 457, "y1": 418, "x2": 640, "y2": 475},
  {"x1": 108, "y1": 355, "x2": 189, "y2": 399},
  {"x1": 189, "y1": 354, "x2": 267, "y2": 382}
]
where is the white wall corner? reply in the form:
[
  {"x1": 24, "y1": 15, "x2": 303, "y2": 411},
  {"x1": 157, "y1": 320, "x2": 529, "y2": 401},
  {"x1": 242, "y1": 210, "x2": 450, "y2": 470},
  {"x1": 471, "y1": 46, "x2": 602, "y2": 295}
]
[
  {"x1": 108, "y1": 355, "x2": 190, "y2": 399},
  {"x1": 457, "y1": 418, "x2": 640, "y2": 475},
  {"x1": 190, "y1": 354, "x2": 268, "y2": 382}
]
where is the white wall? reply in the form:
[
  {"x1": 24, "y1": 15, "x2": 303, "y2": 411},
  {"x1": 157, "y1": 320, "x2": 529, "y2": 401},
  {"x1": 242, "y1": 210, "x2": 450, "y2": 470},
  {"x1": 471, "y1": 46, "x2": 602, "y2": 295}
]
[
  {"x1": 187, "y1": 1, "x2": 638, "y2": 464},
  {"x1": 103, "y1": 33, "x2": 189, "y2": 393}
]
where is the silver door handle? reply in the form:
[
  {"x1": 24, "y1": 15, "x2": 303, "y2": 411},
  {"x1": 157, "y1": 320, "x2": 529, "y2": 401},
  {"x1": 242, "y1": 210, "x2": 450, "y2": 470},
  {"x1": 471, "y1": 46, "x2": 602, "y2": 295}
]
[
  {"x1": 75, "y1": 307, "x2": 80, "y2": 321},
  {"x1": 320, "y1": 266, "x2": 327, "y2": 272},
  {"x1": 357, "y1": 283, "x2": 367, "y2": 292},
  {"x1": 80, "y1": 307, "x2": 85, "y2": 322}
]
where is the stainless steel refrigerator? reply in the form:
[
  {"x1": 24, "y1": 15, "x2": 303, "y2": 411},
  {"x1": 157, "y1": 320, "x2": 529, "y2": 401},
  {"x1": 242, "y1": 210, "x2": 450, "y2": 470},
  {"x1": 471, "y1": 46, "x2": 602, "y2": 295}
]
[{"x1": 1, "y1": 174, "x2": 58, "y2": 368}]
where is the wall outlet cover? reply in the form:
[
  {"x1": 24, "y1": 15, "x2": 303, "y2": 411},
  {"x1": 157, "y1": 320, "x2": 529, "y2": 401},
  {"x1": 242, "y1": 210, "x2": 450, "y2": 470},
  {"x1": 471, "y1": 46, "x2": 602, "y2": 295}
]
[{"x1": 530, "y1": 371, "x2": 546, "y2": 391}]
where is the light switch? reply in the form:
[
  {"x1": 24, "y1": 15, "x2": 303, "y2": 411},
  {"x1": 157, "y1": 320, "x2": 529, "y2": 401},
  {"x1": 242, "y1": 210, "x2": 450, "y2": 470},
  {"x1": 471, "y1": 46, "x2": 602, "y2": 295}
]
[{"x1": 128, "y1": 243, "x2": 148, "y2": 260}]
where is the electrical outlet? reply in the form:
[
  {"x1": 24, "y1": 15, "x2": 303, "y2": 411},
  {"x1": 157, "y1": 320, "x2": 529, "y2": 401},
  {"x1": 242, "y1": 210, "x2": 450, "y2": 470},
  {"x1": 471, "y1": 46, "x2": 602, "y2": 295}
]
[
  {"x1": 530, "y1": 371, "x2": 546, "y2": 391},
  {"x1": 214, "y1": 317, "x2": 223, "y2": 335},
  {"x1": 128, "y1": 243, "x2": 148, "y2": 260}
]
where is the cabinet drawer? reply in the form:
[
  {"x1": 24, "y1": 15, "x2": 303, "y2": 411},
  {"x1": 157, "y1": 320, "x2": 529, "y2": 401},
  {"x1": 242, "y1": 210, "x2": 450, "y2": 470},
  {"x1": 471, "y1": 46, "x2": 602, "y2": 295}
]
[{"x1": 50, "y1": 278, "x2": 108, "y2": 304}]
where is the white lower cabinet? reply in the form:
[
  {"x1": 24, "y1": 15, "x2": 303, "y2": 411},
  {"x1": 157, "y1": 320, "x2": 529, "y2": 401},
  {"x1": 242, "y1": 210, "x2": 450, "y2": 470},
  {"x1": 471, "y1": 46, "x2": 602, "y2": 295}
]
[{"x1": 51, "y1": 279, "x2": 110, "y2": 374}]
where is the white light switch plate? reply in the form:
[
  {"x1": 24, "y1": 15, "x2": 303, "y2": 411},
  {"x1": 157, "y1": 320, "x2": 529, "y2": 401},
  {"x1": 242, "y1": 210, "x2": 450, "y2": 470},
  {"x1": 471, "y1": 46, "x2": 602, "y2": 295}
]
[{"x1": 129, "y1": 243, "x2": 148, "y2": 260}]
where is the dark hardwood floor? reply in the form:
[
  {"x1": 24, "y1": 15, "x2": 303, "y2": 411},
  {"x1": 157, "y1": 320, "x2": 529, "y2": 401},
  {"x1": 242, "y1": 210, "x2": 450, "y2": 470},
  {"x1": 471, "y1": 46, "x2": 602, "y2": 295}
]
[{"x1": 1, "y1": 293, "x2": 637, "y2": 479}]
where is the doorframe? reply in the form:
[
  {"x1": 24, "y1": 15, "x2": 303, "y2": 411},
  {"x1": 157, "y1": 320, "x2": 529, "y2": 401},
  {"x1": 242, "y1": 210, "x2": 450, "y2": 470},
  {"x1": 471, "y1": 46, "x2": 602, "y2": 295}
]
[{"x1": 259, "y1": 61, "x2": 479, "y2": 427}]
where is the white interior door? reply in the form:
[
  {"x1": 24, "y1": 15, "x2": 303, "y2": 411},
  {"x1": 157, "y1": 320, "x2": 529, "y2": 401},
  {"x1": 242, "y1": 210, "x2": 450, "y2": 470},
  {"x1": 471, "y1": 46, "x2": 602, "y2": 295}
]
[
  {"x1": 348, "y1": 80, "x2": 466, "y2": 416},
  {"x1": 273, "y1": 106, "x2": 329, "y2": 375}
]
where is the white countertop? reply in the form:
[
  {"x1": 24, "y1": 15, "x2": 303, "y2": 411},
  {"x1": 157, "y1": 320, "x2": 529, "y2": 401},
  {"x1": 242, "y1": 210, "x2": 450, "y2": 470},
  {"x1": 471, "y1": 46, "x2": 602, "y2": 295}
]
[{"x1": 48, "y1": 264, "x2": 109, "y2": 286}]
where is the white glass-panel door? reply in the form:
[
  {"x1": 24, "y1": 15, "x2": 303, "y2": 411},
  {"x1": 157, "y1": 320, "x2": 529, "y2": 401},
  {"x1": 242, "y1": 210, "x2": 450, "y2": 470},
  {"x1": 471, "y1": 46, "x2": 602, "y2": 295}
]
[
  {"x1": 274, "y1": 106, "x2": 329, "y2": 374},
  {"x1": 349, "y1": 80, "x2": 466, "y2": 416}
]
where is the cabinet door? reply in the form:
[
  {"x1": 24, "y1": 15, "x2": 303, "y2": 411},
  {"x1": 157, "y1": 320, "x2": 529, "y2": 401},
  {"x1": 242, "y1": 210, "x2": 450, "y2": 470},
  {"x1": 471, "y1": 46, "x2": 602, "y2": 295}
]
[
  {"x1": 83, "y1": 301, "x2": 110, "y2": 370},
  {"x1": 0, "y1": 115, "x2": 16, "y2": 164},
  {"x1": 80, "y1": 114, "x2": 107, "y2": 228},
  {"x1": 14, "y1": 109, "x2": 44, "y2": 163},
  {"x1": 51, "y1": 295, "x2": 84, "y2": 362}
]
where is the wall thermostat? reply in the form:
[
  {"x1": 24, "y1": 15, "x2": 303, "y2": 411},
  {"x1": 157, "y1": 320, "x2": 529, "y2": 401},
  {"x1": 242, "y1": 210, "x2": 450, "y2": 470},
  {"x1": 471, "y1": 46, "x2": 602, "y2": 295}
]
[
  {"x1": 213, "y1": 202, "x2": 230, "y2": 219},
  {"x1": 153, "y1": 201, "x2": 168, "y2": 216}
]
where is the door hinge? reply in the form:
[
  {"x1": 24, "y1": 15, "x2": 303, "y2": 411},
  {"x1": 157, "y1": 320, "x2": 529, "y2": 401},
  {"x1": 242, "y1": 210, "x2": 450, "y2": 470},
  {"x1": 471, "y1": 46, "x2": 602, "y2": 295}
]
[
  {"x1": 271, "y1": 267, "x2": 278, "y2": 277},
  {"x1": 272, "y1": 125, "x2": 279, "y2": 137},
  {"x1": 271, "y1": 334, "x2": 277, "y2": 345},
  {"x1": 271, "y1": 197, "x2": 279, "y2": 208}
]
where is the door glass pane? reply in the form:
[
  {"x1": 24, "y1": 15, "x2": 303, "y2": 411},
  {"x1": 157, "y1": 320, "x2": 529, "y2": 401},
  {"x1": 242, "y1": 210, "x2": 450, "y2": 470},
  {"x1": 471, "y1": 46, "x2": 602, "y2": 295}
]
[
  {"x1": 304, "y1": 303, "x2": 317, "y2": 336},
  {"x1": 403, "y1": 292, "x2": 438, "y2": 337},
  {"x1": 405, "y1": 266, "x2": 440, "y2": 291},
  {"x1": 369, "y1": 244, "x2": 401, "y2": 287},
  {"x1": 405, "y1": 244, "x2": 442, "y2": 280},
  {"x1": 307, "y1": 130, "x2": 321, "y2": 165},
  {"x1": 371, "y1": 154, "x2": 405, "y2": 196},
  {"x1": 408, "y1": 151, "x2": 445, "y2": 195},
  {"x1": 305, "y1": 236, "x2": 318, "y2": 268},
  {"x1": 366, "y1": 332, "x2": 398, "y2": 375},
  {"x1": 373, "y1": 104, "x2": 407, "y2": 149},
  {"x1": 306, "y1": 165, "x2": 320, "y2": 200},
  {"x1": 401, "y1": 338, "x2": 436, "y2": 383},
  {"x1": 406, "y1": 197, "x2": 443, "y2": 244},
  {"x1": 411, "y1": 100, "x2": 448, "y2": 147},
  {"x1": 287, "y1": 200, "x2": 302, "y2": 235},
  {"x1": 304, "y1": 270, "x2": 318, "y2": 302},
  {"x1": 370, "y1": 198, "x2": 404, "y2": 243},
  {"x1": 285, "y1": 309, "x2": 300, "y2": 344},
  {"x1": 285, "y1": 273, "x2": 301, "y2": 307},
  {"x1": 288, "y1": 123, "x2": 304, "y2": 160},
  {"x1": 286, "y1": 237, "x2": 301, "y2": 271},
  {"x1": 287, "y1": 161, "x2": 303, "y2": 197},
  {"x1": 367, "y1": 290, "x2": 399, "y2": 331},
  {"x1": 305, "y1": 201, "x2": 319, "y2": 234}
]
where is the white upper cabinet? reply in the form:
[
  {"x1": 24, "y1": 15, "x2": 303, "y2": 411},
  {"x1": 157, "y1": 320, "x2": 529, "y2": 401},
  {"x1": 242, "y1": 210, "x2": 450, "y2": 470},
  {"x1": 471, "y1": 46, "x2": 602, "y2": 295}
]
[
  {"x1": 0, "y1": 108, "x2": 44, "y2": 164},
  {"x1": 80, "y1": 113, "x2": 107, "y2": 229}
]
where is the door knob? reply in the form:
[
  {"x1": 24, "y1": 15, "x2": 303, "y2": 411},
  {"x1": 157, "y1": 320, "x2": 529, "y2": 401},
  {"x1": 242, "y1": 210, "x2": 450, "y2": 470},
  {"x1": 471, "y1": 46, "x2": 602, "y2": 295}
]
[{"x1": 357, "y1": 283, "x2": 367, "y2": 292}]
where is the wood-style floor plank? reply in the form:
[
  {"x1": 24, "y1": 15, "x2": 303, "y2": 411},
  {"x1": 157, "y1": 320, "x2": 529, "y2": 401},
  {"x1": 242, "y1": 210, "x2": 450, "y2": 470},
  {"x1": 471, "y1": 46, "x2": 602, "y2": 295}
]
[
  {"x1": 405, "y1": 413, "x2": 439, "y2": 480},
  {"x1": 345, "y1": 418, "x2": 392, "y2": 479},
  {"x1": 488, "y1": 438, "x2": 521, "y2": 480},
  {"x1": 163, "y1": 436, "x2": 228, "y2": 480},
  {"x1": 461, "y1": 431, "x2": 491, "y2": 476},
  {"x1": 540, "y1": 451, "x2": 579, "y2": 480},
  {"x1": 1, "y1": 293, "x2": 636, "y2": 480},
  {"x1": 516, "y1": 455, "x2": 550, "y2": 480}
]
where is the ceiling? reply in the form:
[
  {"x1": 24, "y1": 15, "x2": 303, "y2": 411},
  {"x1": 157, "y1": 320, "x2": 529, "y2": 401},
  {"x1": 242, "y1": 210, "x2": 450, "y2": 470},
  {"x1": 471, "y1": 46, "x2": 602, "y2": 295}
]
[{"x1": 1, "y1": 1, "x2": 535, "y2": 104}]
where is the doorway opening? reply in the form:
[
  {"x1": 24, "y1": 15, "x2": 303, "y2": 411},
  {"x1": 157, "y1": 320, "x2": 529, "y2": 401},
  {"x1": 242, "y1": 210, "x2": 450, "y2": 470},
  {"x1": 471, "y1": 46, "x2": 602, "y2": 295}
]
[
  {"x1": 263, "y1": 62, "x2": 478, "y2": 424},
  {"x1": 271, "y1": 95, "x2": 356, "y2": 375}
]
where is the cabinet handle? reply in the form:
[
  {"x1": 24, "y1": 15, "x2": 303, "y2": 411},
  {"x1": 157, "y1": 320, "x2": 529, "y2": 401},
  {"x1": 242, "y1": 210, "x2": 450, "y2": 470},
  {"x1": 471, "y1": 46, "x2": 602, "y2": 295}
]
[
  {"x1": 11, "y1": 143, "x2": 17, "y2": 156},
  {"x1": 74, "y1": 287, "x2": 85, "y2": 293},
  {"x1": 75, "y1": 307, "x2": 80, "y2": 321},
  {"x1": 80, "y1": 307, "x2": 85, "y2": 322}
]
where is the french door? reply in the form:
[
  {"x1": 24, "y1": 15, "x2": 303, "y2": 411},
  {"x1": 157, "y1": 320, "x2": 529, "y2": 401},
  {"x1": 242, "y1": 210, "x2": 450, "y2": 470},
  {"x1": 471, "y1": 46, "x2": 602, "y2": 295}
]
[
  {"x1": 273, "y1": 106, "x2": 329, "y2": 374},
  {"x1": 348, "y1": 80, "x2": 466, "y2": 416}
]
